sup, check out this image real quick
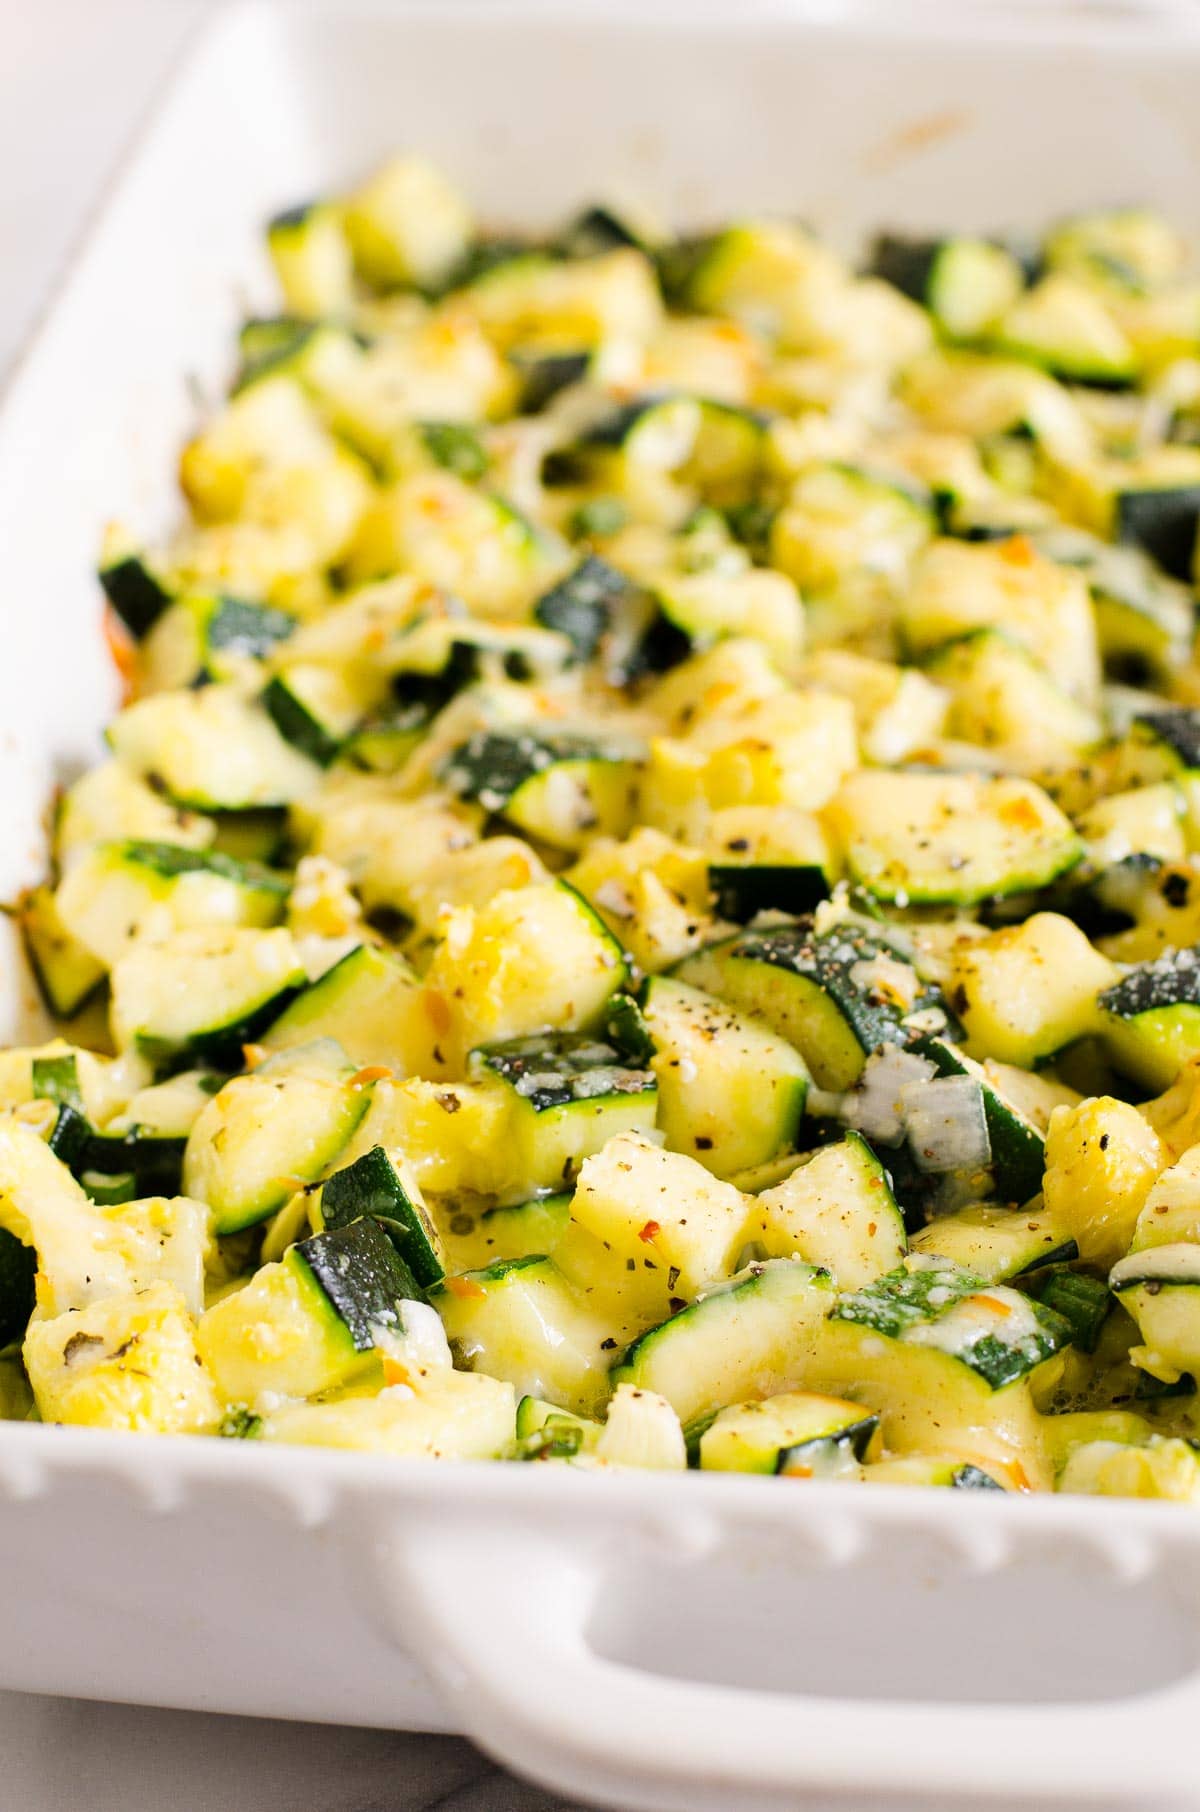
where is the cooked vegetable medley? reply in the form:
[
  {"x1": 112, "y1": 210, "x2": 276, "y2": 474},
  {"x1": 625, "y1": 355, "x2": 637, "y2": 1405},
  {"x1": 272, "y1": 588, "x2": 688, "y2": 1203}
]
[{"x1": 11, "y1": 159, "x2": 1200, "y2": 1498}]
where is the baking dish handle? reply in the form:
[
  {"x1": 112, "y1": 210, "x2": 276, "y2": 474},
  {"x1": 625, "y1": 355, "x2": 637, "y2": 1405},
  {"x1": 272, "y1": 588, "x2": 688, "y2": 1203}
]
[{"x1": 376, "y1": 1516, "x2": 1195, "y2": 1811}]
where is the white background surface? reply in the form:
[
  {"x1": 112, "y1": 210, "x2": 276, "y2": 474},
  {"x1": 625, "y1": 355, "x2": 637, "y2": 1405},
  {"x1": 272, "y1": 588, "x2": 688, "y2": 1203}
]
[{"x1": 0, "y1": 1, "x2": 577, "y2": 1804}]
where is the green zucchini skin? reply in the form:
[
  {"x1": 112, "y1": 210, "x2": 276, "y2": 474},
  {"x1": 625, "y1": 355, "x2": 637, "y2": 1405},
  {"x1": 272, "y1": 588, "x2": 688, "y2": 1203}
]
[
  {"x1": 515, "y1": 351, "x2": 591, "y2": 414},
  {"x1": 1131, "y1": 708, "x2": 1200, "y2": 773},
  {"x1": 1027, "y1": 1266, "x2": 1111, "y2": 1353},
  {"x1": 98, "y1": 555, "x2": 173, "y2": 640},
  {"x1": 418, "y1": 421, "x2": 489, "y2": 482},
  {"x1": 262, "y1": 674, "x2": 346, "y2": 767},
  {"x1": 42, "y1": 1086, "x2": 188, "y2": 1202},
  {"x1": 1100, "y1": 945, "x2": 1200, "y2": 1018},
  {"x1": 707, "y1": 862, "x2": 831, "y2": 923},
  {"x1": 318, "y1": 1145, "x2": 445, "y2": 1289},
  {"x1": 834, "y1": 1260, "x2": 1073, "y2": 1389},
  {"x1": 293, "y1": 1216, "x2": 424, "y2": 1345},
  {"x1": 0, "y1": 1229, "x2": 35, "y2": 1346},
  {"x1": 951, "y1": 1464, "x2": 1008, "y2": 1490},
  {"x1": 1117, "y1": 488, "x2": 1200, "y2": 582},
  {"x1": 205, "y1": 598, "x2": 296, "y2": 662},
  {"x1": 473, "y1": 1032, "x2": 655, "y2": 1114},
  {"x1": 533, "y1": 555, "x2": 674, "y2": 675},
  {"x1": 679, "y1": 917, "x2": 960, "y2": 1092}
]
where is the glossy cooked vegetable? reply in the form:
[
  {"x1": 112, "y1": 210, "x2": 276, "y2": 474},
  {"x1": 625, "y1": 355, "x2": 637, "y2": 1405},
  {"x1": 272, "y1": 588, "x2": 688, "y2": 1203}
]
[{"x1": 9, "y1": 163, "x2": 1200, "y2": 1496}]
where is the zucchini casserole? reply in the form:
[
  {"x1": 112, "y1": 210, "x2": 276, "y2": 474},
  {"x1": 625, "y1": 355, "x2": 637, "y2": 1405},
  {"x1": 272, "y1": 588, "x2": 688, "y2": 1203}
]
[{"x1": 9, "y1": 157, "x2": 1200, "y2": 1497}]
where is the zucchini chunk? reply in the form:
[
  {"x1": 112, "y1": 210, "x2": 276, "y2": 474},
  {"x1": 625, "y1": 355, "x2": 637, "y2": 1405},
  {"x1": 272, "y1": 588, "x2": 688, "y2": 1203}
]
[
  {"x1": 864, "y1": 1456, "x2": 1008, "y2": 1490},
  {"x1": 138, "y1": 593, "x2": 296, "y2": 690},
  {"x1": 431, "y1": 1256, "x2": 612, "y2": 1416},
  {"x1": 826, "y1": 770, "x2": 1082, "y2": 906},
  {"x1": 260, "y1": 942, "x2": 433, "y2": 1075},
  {"x1": 109, "y1": 926, "x2": 307, "y2": 1065},
  {"x1": 532, "y1": 555, "x2": 678, "y2": 679},
  {"x1": 611, "y1": 1258, "x2": 835, "y2": 1427},
  {"x1": 262, "y1": 664, "x2": 382, "y2": 767},
  {"x1": 1025, "y1": 1266, "x2": 1111, "y2": 1354},
  {"x1": 704, "y1": 806, "x2": 835, "y2": 923},
  {"x1": 909, "y1": 1205, "x2": 1076, "y2": 1282},
  {"x1": 699, "y1": 1390, "x2": 879, "y2": 1477},
  {"x1": 107, "y1": 686, "x2": 322, "y2": 810},
  {"x1": 1100, "y1": 947, "x2": 1200, "y2": 1092},
  {"x1": 199, "y1": 1215, "x2": 424, "y2": 1406},
  {"x1": 24, "y1": 1284, "x2": 219, "y2": 1434},
  {"x1": 812, "y1": 1256, "x2": 1073, "y2": 1485},
  {"x1": 424, "y1": 880, "x2": 631, "y2": 1054},
  {"x1": 995, "y1": 275, "x2": 1136, "y2": 387},
  {"x1": 744, "y1": 1133, "x2": 906, "y2": 1290},
  {"x1": 947, "y1": 913, "x2": 1117, "y2": 1069},
  {"x1": 869, "y1": 234, "x2": 1024, "y2": 341},
  {"x1": 439, "y1": 729, "x2": 639, "y2": 853},
  {"x1": 182, "y1": 1040, "x2": 371, "y2": 1234},
  {"x1": 572, "y1": 1131, "x2": 750, "y2": 1301},
  {"x1": 0, "y1": 1120, "x2": 208, "y2": 1316},
  {"x1": 260, "y1": 1370, "x2": 517, "y2": 1460},
  {"x1": 20, "y1": 885, "x2": 106, "y2": 1018},
  {"x1": 450, "y1": 1193, "x2": 573, "y2": 1272},
  {"x1": 924, "y1": 631, "x2": 1101, "y2": 767},
  {"x1": 902, "y1": 538, "x2": 1100, "y2": 703},
  {"x1": 97, "y1": 538, "x2": 175, "y2": 640},
  {"x1": 1115, "y1": 487, "x2": 1200, "y2": 583},
  {"x1": 343, "y1": 154, "x2": 474, "y2": 292},
  {"x1": 677, "y1": 919, "x2": 955, "y2": 1091},
  {"x1": 55, "y1": 841, "x2": 288, "y2": 968},
  {"x1": 641, "y1": 975, "x2": 809, "y2": 1179},
  {"x1": 313, "y1": 1144, "x2": 445, "y2": 1288},
  {"x1": 266, "y1": 200, "x2": 355, "y2": 317},
  {"x1": 1110, "y1": 1244, "x2": 1200, "y2": 1384},
  {"x1": 469, "y1": 1032, "x2": 657, "y2": 1191}
]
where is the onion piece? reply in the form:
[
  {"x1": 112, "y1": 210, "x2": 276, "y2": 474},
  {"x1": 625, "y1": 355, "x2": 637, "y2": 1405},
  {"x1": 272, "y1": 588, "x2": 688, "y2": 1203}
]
[
  {"x1": 841, "y1": 1046, "x2": 936, "y2": 1146},
  {"x1": 900, "y1": 1076, "x2": 992, "y2": 1175}
]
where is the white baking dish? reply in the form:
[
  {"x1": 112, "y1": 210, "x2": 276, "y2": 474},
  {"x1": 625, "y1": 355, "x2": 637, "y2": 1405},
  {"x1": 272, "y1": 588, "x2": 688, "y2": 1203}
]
[{"x1": 4, "y1": 3, "x2": 1200, "y2": 1805}]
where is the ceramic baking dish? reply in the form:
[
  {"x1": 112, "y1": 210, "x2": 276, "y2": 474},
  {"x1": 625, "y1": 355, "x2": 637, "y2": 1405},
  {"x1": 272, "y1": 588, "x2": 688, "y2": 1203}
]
[{"x1": 4, "y1": 3, "x2": 1200, "y2": 1806}]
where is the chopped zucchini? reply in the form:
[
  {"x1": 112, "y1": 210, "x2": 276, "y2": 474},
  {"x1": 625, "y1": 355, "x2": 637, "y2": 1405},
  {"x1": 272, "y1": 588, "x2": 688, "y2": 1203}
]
[
  {"x1": 266, "y1": 200, "x2": 355, "y2": 317},
  {"x1": 826, "y1": 770, "x2": 1083, "y2": 906},
  {"x1": 55, "y1": 841, "x2": 288, "y2": 968},
  {"x1": 260, "y1": 1370, "x2": 516, "y2": 1459},
  {"x1": 641, "y1": 976, "x2": 808, "y2": 1179},
  {"x1": 431, "y1": 1256, "x2": 611, "y2": 1417},
  {"x1": 611, "y1": 1258, "x2": 835, "y2": 1427},
  {"x1": 440, "y1": 730, "x2": 639, "y2": 853},
  {"x1": 1100, "y1": 947, "x2": 1200, "y2": 1092},
  {"x1": 107, "y1": 686, "x2": 322, "y2": 810},
  {"x1": 109, "y1": 926, "x2": 307, "y2": 1065},
  {"x1": 182, "y1": 1040, "x2": 370, "y2": 1234},
  {"x1": 260, "y1": 942, "x2": 433, "y2": 1075},
  {"x1": 677, "y1": 919, "x2": 955, "y2": 1091},
  {"x1": 948, "y1": 913, "x2": 1118, "y2": 1069},
  {"x1": 870, "y1": 234, "x2": 1024, "y2": 340},
  {"x1": 572, "y1": 1131, "x2": 749, "y2": 1301},
  {"x1": 744, "y1": 1133, "x2": 906, "y2": 1291},
  {"x1": 909, "y1": 1205, "x2": 1076, "y2": 1281},
  {"x1": 699, "y1": 1390, "x2": 879, "y2": 1477},
  {"x1": 25, "y1": 1284, "x2": 219, "y2": 1434},
  {"x1": 198, "y1": 1215, "x2": 424, "y2": 1405},
  {"x1": 20, "y1": 885, "x2": 106, "y2": 1018},
  {"x1": 313, "y1": 1144, "x2": 445, "y2": 1288},
  {"x1": 469, "y1": 1031, "x2": 657, "y2": 1192}
]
